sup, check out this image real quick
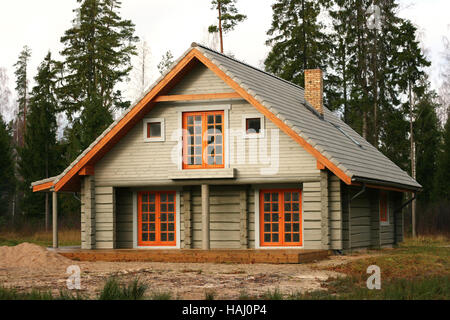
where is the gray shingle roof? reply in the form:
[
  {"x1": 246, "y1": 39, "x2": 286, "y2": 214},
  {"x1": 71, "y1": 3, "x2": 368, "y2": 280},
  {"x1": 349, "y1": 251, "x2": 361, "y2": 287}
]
[{"x1": 194, "y1": 44, "x2": 421, "y2": 190}]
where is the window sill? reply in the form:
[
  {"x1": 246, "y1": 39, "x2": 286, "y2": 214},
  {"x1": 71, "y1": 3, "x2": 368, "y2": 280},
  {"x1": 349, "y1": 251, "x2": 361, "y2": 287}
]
[{"x1": 169, "y1": 168, "x2": 236, "y2": 180}]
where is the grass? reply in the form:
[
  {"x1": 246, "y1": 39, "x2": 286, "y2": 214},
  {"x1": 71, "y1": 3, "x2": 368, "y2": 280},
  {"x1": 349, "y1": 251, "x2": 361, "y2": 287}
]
[
  {"x1": 204, "y1": 289, "x2": 217, "y2": 300},
  {"x1": 0, "y1": 287, "x2": 85, "y2": 300},
  {"x1": 290, "y1": 236, "x2": 450, "y2": 300},
  {"x1": 98, "y1": 277, "x2": 148, "y2": 300},
  {"x1": 0, "y1": 229, "x2": 81, "y2": 247}
]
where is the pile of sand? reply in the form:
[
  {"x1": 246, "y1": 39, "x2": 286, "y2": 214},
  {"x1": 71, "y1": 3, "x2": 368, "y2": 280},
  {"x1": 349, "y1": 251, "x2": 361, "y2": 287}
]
[{"x1": 0, "y1": 243, "x2": 72, "y2": 270}]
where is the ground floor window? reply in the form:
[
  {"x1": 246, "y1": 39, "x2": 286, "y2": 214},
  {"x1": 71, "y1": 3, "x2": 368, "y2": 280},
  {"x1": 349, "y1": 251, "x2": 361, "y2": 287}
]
[
  {"x1": 259, "y1": 189, "x2": 303, "y2": 247},
  {"x1": 138, "y1": 191, "x2": 176, "y2": 247}
]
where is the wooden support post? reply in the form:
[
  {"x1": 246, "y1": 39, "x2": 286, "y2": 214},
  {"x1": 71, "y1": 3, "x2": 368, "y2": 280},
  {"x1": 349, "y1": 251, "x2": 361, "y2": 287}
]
[
  {"x1": 183, "y1": 190, "x2": 192, "y2": 249},
  {"x1": 52, "y1": 191, "x2": 58, "y2": 249},
  {"x1": 320, "y1": 170, "x2": 330, "y2": 250},
  {"x1": 201, "y1": 184, "x2": 210, "y2": 250},
  {"x1": 240, "y1": 189, "x2": 248, "y2": 249}
]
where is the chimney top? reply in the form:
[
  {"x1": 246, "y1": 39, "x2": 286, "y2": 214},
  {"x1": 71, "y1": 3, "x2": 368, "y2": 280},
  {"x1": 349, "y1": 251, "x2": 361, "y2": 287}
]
[{"x1": 304, "y1": 69, "x2": 324, "y2": 116}]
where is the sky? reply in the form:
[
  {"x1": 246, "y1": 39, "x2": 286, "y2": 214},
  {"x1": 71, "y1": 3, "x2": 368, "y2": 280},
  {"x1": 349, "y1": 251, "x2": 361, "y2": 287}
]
[{"x1": 0, "y1": 0, "x2": 449, "y2": 122}]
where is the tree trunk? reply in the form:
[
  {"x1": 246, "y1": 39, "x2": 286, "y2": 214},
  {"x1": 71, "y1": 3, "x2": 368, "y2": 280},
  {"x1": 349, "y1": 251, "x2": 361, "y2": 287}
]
[
  {"x1": 409, "y1": 83, "x2": 417, "y2": 238},
  {"x1": 218, "y1": 3, "x2": 224, "y2": 53}
]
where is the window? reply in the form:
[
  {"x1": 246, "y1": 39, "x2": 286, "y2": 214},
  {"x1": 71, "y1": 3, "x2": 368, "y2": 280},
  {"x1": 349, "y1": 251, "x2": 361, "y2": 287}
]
[
  {"x1": 182, "y1": 111, "x2": 225, "y2": 169},
  {"x1": 379, "y1": 191, "x2": 389, "y2": 225},
  {"x1": 243, "y1": 115, "x2": 265, "y2": 138},
  {"x1": 144, "y1": 118, "x2": 165, "y2": 142},
  {"x1": 138, "y1": 191, "x2": 176, "y2": 247},
  {"x1": 260, "y1": 189, "x2": 303, "y2": 247}
]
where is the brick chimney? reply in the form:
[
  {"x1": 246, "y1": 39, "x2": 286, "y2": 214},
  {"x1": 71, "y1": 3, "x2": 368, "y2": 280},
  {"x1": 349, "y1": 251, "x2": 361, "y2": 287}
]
[{"x1": 304, "y1": 69, "x2": 323, "y2": 115}]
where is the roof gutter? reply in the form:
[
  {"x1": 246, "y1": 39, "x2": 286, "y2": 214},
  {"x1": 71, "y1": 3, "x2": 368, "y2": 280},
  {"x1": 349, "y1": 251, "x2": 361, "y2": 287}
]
[{"x1": 351, "y1": 176, "x2": 422, "y2": 193}]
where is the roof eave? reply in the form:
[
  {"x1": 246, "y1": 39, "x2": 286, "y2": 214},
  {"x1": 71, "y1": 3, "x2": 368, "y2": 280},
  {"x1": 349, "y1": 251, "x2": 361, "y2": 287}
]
[{"x1": 351, "y1": 176, "x2": 423, "y2": 193}]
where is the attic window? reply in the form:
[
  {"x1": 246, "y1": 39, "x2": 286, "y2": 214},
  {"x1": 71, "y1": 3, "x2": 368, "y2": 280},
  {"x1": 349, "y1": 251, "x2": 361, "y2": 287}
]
[
  {"x1": 144, "y1": 118, "x2": 165, "y2": 142},
  {"x1": 243, "y1": 115, "x2": 265, "y2": 138}
]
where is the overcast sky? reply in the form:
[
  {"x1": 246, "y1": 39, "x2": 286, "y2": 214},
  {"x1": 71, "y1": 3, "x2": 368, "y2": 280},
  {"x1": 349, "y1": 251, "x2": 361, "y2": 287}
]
[{"x1": 0, "y1": 0, "x2": 449, "y2": 121}]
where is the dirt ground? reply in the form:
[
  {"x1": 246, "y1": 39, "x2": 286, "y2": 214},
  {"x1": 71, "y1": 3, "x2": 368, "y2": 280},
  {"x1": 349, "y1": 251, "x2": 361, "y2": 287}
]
[{"x1": 0, "y1": 244, "x2": 383, "y2": 299}]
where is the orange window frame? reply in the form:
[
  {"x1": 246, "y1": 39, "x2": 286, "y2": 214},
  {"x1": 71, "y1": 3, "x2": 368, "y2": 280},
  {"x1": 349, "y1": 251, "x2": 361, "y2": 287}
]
[
  {"x1": 259, "y1": 189, "x2": 303, "y2": 247},
  {"x1": 138, "y1": 191, "x2": 177, "y2": 247},
  {"x1": 182, "y1": 110, "x2": 225, "y2": 169},
  {"x1": 379, "y1": 191, "x2": 388, "y2": 223}
]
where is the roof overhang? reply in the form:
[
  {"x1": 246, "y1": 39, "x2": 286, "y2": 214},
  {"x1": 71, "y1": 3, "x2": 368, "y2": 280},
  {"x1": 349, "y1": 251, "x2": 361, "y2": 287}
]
[{"x1": 351, "y1": 176, "x2": 422, "y2": 193}]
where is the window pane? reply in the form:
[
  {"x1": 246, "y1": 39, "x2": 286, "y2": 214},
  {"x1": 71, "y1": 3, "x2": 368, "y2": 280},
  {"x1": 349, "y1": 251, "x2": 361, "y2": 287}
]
[
  {"x1": 246, "y1": 118, "x2": 261, "y2": 134},
  {"x1": 285, "y1": 234, "x2": 291, "y2": 242},
  {"x1": 264, "y1": 224, "x2": 271, "y2": 232},
  {"x1": 293, "y1": 224, "x2": 299, "y2": 232},
  {"x1": 264, "y1": 234, "x2": 271, "y2": 242},
  {"x1": 168, "y1": 224, "x2": 175, "y2": 232},
  {"x1": 215, "y1": 115, "x2": 222, "y2": 123},
  {"x1": 161, "y1": 224, "x2": 167, "y2": 232},
  {"x1": 148, "y1": 122, "x2": 161, "y2": 138},
  {"x1": 207, "y1": 115, "x2": 214, "y2": 124},
  {"x1": 292, "y1": 192, "x2": 299, "y2": 201},
  {"x1": 161, "y1": 234, "x2": 167, "y2": 242},
  {"x1": 293, "y1": 234, "x2": 300, "y2": 242},
  {"x1": 168, "y1": 233, "x2": 175, "y2": 241},
  {"x1": 272, "y1": 234, "x2": 279, "y2": 242},
  {"x1": 285, "y1": 224, "x2": 291, "y2": 232},
  {"x1": 149, "y1": 223, "x2": 155, "y2": 231},
  {"x1": 149, "y1": 233, "x2": 156, "y2": 242},
  {"x1": 142, "y1": 233, "x2": 148, "y2": 241},
  {"x1": 272, "y1": 223, "x2": 279, "y2": 232},
  {"x1": 264, "y1": 193, "x2": 271, "y2": 202},
  {"x1": 215, "y1": 156, "x2": 223, "y2": 165}
]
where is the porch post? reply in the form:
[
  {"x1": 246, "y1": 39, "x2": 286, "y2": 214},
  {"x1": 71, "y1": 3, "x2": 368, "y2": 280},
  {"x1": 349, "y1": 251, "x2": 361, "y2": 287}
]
[
  {"x1": 52, "y1": 191, "x2": 58, "y2": 249},
  {"x1": 201, "y1": 184, "x2": 210, "y2": 250}
]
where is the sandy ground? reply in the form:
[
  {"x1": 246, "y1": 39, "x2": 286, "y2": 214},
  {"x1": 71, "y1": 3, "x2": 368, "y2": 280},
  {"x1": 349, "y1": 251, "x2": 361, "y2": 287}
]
[{"x1": 0, "y1": 244, "x2": 381, "y2": 299}]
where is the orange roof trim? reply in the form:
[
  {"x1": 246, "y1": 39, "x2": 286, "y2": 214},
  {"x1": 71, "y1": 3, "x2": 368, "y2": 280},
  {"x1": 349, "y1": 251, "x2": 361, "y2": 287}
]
[{"x1": 49, "y1": 47, "x2": 353, "y2": 192}]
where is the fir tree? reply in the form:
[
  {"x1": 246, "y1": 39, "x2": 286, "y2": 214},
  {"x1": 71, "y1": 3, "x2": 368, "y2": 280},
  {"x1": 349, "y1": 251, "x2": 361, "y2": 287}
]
[
  {"x1": 414, "y1": 90, "x2": 441, "y2": 203},
  {"x1": 0, "y1": 114, "x2": 15, "y2": 216},
  {"x1": 58, "y1": 0, "x2": 138, "y2": 153},
  {"x1": 434, "y1": 113, "x2": 450, "y2": 201},
  {"x1": 18, "y1": 53, "x2": 59, "y2": 220},
  {"x1": 13, "y1": 46, "x2": 31, "y2": 147},
  {"x1": 208, "y1": 0, "x2": 247, "y2": 53},
  {"x1": 157, "y1": 51, "x2": 174, "y2": 75},
  {"x1": 264, "y1": 0, "x2": 331, "y2": 96}
]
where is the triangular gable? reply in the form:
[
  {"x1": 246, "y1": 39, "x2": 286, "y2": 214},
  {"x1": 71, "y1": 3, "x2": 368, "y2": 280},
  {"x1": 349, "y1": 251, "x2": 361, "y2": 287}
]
[{"x1": 33, "y1": 44, "x2": 353, "y2": 192}]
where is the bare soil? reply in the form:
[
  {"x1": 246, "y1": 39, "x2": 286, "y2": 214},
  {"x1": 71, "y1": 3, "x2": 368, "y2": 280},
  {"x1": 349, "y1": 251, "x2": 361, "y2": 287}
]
[{"x1": 0, "y1": 243, "x2": 380, "y2": 299}]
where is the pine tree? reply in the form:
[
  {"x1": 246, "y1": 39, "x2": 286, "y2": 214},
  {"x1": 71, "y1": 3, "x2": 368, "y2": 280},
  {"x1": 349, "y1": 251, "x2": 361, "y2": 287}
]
[
  {"x1": 434, "y1": 111, "x2": 450, "y2": 201},
  {"x1": 13, "y1": 46, "x2": 31, "y2": 147},
  {"x1": 157, "y1": 51, "x2": 174, "y2": 75},
  {"x1": 58, "y1": 0, "x2": 138, "y2": 153},
  {"x1": 0, "y1": 114, "x2": 15, "y2": 217},
  {"x1": 264, "y1": 0, "x2": 331, "y2": 96},
  {"x1": 208, "y1": 0, "x2": 247, "y2": 53},
  {"x1": 414, "y1": 89, "x2": 441, "y2": 203},
  {"x1": 18, "y1": 53, "x2": 59, "y2": 221}
]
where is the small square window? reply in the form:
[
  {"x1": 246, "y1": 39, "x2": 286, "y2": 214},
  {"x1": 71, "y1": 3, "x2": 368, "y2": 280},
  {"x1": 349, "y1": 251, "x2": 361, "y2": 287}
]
[
  {"x1": 144, "y1": 118, "x2": 165, "y2": 142},
  {"x1": 147, "y1": 122, "x2": 161, "y2": 139},
  {"x1": 243, "y1": 115, "x2": 264, "y2": 138},
  {"x1": 246, "y1": 118, "x2": 261, "y2": 134}
]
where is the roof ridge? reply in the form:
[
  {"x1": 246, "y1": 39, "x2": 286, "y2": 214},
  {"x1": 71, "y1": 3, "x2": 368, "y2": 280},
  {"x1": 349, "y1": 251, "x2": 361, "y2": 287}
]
[{"x1": 193, "y1": 42, "x2": 306, "y2": 93}]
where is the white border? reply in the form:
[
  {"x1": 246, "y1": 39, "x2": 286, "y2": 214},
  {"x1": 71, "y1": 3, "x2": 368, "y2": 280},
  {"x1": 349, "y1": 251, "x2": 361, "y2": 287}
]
[
  {"x1": 176, "y1": 104, "x2": 231, "y2": 170},
  {"x1": 132, "y1": 190, "x2": 181, "y2": 249},
  {"x1": 242, "y1": 114, "x2": 265, "y2": 139},
  {"x1": 254, "y1": 188, "x2": 305, "y2": 249},
  {"x1": 143, "y1": 118, "x2": 165, "y2": 142}
]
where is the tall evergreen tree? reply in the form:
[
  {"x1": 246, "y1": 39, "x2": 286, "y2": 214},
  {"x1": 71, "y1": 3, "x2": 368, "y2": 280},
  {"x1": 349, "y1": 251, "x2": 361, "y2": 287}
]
[
  {"x1": 414, "y1": 89, "x2": 441, "y2": 203},
  {"x1": 58, "y1": 0, "x2": 138, "y2": 153},
  {"x1": 434, "y1": 112, "x2": 450, "y2": 201},
  {"x1": 0, "y1": 114, "x2": 15, "y2": 217},
  {"x1": 208, "y1": 0, "x2": 247, "y2": 53},
  {"x1": 18, "y1": 53, "x2": 59, "y2": 221},
  {"x1": 13, "y1": 46, "x2": 31, "y2": 147},
  {"x1": 264, "y1": 0, "x2": 332, "y2": 102}
]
